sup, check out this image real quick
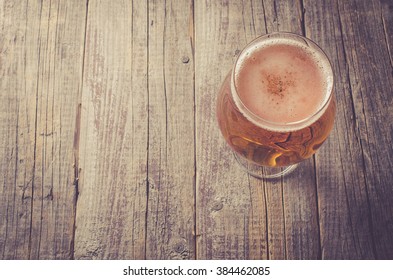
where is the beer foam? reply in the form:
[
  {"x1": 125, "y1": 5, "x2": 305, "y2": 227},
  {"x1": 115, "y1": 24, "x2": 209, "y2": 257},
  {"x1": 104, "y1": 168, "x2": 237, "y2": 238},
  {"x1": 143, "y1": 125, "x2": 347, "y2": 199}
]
[{"x1": 232, "y1": 35, "x2": 334, "y2": 132}]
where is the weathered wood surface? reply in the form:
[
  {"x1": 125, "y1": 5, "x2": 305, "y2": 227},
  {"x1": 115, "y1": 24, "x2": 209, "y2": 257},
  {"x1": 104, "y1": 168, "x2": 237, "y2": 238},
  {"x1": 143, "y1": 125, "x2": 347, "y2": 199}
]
[
  {"x1": 1, "y1": 0, "x2": 392, "y2": 259},
  {"x1": 0, "y1": 0, "x2": 86, "y2": 259}
]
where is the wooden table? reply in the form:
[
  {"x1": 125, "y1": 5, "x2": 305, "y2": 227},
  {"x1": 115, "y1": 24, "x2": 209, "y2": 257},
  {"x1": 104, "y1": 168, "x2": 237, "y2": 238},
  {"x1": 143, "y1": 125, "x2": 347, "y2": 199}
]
[{"x1": 1, "y1": 0, "x2": 392, "y2": 260}]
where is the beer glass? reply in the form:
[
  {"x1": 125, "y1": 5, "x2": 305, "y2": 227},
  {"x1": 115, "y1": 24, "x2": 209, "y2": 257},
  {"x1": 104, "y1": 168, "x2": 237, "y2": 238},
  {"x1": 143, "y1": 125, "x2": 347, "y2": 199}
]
[{"x1": 216, "y1": 32, "x2": 336, "y2": 179}]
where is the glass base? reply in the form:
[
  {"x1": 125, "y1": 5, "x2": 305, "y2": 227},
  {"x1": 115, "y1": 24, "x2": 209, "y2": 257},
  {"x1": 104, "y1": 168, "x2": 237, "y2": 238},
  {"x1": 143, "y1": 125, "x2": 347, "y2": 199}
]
[{"x1": 233, "y1": 153, "x2": 298, "y2": 179}]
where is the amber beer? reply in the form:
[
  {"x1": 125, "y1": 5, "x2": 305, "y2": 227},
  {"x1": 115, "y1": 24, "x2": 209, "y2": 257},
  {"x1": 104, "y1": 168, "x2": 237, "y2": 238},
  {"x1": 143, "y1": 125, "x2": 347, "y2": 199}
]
[{"x1": 217, "y1": 33, "x2": 336, "y2": 168}]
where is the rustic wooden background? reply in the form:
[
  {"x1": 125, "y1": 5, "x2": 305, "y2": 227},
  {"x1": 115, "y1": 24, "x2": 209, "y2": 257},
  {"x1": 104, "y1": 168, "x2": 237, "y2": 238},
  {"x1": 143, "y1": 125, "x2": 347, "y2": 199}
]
[{"x1": 1, "y1": 0, "x2": 392, "y2": 260}]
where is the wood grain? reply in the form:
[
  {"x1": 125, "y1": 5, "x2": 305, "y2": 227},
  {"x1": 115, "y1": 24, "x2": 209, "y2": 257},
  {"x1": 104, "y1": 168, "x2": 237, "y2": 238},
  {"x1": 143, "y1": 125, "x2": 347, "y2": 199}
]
[
  {"x1": 304, "y1": 0, "x2": 393, "y2": 259},
  {"x1": 74, "y1": 0, "x2": 148, "y2": 259},
  {"x1": 75, "y1": 0, "x2": 196, "y2": 260},
  {"x1": 263, "y1": 0, "x2": 321, "y2": 260},
  {"x1": 0, "y1": 0, "x2": 87, "y2": 259},
  {"x1": 305, "y1": 0, "x2": 373, "y2": 259},
  {"x1": 145, "y1": 0, "x2": 195, "y2": 259},
  {"x1": 195, "y1": 0, "x2": 259, "y2": 260},
  {"x1": 336, "y1": 0, "x2": 393, "y2": 259}
]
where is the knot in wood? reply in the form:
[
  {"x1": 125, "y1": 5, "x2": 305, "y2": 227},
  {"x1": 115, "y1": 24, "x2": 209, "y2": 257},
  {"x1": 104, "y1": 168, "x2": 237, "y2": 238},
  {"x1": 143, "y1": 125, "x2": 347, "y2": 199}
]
[
  {"x1": 211, "y1": 201, "x2": 223, "y2": 212},
  {"x1": 181, "y1": 56, "x2": 190, "y2": 64},
  {"x1": 173, "y1": 242, "x2": 186, "y2": 253}
]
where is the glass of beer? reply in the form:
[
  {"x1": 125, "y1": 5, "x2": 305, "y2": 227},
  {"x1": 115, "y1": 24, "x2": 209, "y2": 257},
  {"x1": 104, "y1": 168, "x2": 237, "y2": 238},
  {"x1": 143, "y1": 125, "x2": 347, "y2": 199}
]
[{"x1": 216, "y1": 32, "x2": 336, "y2": 179}]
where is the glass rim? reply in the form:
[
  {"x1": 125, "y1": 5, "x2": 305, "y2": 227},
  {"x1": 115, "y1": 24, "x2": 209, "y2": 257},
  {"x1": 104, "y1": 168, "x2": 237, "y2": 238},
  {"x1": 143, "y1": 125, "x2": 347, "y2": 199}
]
[{"x1": 231, "y1": 32, "x2": 334, "y2": 132}]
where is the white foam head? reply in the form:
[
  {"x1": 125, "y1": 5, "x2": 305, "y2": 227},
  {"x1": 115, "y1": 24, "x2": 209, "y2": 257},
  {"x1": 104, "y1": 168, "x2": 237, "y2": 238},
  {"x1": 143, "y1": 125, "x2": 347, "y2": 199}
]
[{"x1": 231, "y1": 33, "x2": 334, "y2": 132}]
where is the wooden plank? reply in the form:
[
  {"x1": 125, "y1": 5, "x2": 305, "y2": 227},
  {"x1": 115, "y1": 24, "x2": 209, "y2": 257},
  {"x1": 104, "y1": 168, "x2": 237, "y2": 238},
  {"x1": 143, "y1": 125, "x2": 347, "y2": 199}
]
[
  {"x1": 304, "y1": 0, "x2": 373, "y2": 259},
  {"x1": 0, "y1": 0, "x2": 87, "y2": 259},
  {"x1": 248, "y1": 1, "x2": 289, "y2": 260},
  {"x1": 381, "y1": 0, "x2": 393, "y2": 65},
  {"x1": 145, "y1": 0, "x2": 196, "y2": 259},
  {"x1": 195, "y1": 0, "x2": 259, "y2": 260},
  {"x1": 194, "y1": 0, "x2": 276, "y2": 260},
  {"x1": 74, "y1": 0, "x2": 148, "y2": 259},
  {"x1": 305, "y1": 0, "x2": 393, "y2": 259},
  {"x1": 336, "y1": 0, "x2": 393, "y2": 259},
  {"x1": 262, "y1": 0, "x2": 321, "y2": 260}
]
